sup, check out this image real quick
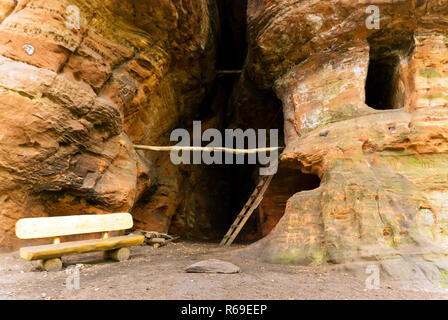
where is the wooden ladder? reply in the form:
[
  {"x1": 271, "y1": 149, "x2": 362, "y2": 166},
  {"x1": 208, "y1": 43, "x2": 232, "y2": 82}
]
[{"x1": 220, "y1": 174, "x2": 274, "y2": 247}]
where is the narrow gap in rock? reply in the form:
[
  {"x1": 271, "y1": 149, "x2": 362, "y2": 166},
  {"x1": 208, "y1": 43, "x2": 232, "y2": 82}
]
[
  {"x1": 169, "y1": 0, "x2": 251, "y2": 241},
  {"x1": 230, "y1": 106, "x2": 284, "y2": 243},
  {"x1": 365, "y1": 55, "x2": 401, "y2": 110},
  {"x1": 169, "y1": 0, "x2": 293, "y2": 243},
  {"x1": 210, "y1": 0, "x2": 290, "y2": 243},
  {"x1": 216, "y1": 0, "x2": 247, "y2": 70}
]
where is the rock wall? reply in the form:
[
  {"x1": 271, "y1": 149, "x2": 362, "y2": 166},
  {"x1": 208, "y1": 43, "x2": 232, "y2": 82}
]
[
  {"x1": 0, "y1": 0, "x2": 219, "y2": 250},
  {"x1": 242, "y1": 0, "x2": 448, "y2": 288}
]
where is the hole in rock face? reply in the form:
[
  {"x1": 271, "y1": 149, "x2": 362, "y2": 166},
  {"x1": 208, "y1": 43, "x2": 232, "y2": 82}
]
[
  {"x1": 365, "y1": 31, "x2": 414, "y2": 110},
  {"x1": 365, "y1": 55, "x2": 402, "y2": 110}
]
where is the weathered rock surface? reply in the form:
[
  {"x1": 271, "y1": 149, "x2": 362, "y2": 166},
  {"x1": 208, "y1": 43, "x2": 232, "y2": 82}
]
[
  {"x1": 0, "y1": 0, "x2": 219, "y2": 250},
  {"x1": 239, "y1": 0, "x2": 448, "y2": 289},
  {"x1": 185, "y1": 259, "x2": 241, "y2": 274},
  {"x1": 2, "y1": 0, "x2": 448, "y2": 291}
]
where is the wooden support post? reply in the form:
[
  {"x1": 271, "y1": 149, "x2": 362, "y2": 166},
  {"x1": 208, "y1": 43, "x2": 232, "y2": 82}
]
[
  {"x1": 104, "y1": 247, "x2": 130, "y2": 261},
  {"x1": 38, "y1": 258, "x2": 62, "y2": 272}
]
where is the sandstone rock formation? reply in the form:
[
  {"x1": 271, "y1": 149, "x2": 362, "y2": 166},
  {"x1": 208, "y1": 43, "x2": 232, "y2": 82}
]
[
  {"x1": 241, "y1": 0, "x2": 448, "y2": 289},
  {"x1": 0, "y1": 0, "x2": 220, "y2": 249},
  {"x1": 185, "y1": 259, "x2": 241, "y2": 274},
  {"x1": 2, "y1": 0, "x2": 448, "y2": 290}
]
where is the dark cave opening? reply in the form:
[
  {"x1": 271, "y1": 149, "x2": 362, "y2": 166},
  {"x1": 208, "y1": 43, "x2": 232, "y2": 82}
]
[
  {"x1": 365, "y1": 55, "x2": 402, "y2": 110},
  {"x1": 257, "y1": 165, "x2": 321, "y2": 238},
  {"x1": 216, "y1": 0, "x2": 247, "y2": 70},
  {"x1": 365, "y1": 31, "x2": 415, "y2": 111},
  {"x1": 212, "y1": 1, "x2": 291, "y2": 242},
  {"x1": 169, "y1": 0, "x2": 319, "y2": 244},
  {"x1": 168, "y1": 0, "x2": 253, "y2": 241}
]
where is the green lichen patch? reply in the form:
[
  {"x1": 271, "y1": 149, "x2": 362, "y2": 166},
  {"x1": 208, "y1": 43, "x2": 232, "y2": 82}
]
[
  {"x1": 422, "y1": 93, "x2": 448, "y2": 100},
  {"x1": 266, "y1": 246, "x2": 326, "y2": 266},
  {"x1": 420, "y1": 68, "x2": 442, "y2": 78},
  {"x1": 310, "y1": 248, "x2": 326, "y2": 266},
  {"x1": 398, "y1": 236, "x2": 415, "y2": 245},
  {"x1": 407, "y1": 155, "x2": 422, "y2": 166},
  {"x1": 437, "y1": 270, "x2": 448, "y2": 289}
]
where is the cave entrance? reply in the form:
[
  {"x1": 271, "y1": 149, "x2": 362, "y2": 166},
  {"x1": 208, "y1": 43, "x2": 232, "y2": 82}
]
[
  {"x1": 168, "y1": 0, "x2": 256, "y2": 242},
  {"x1": 233, "y1": 163, "x2": 321, "y2": 243},
  {"x1": 365, "y1": 31, "x2": 414, "y2": 110},
  {"x1": 365, "y1": 55, "x2": 402, "y2": 110},
  {"x1": 257, "y1": 165, "x2": 321, "y2": 238},
  {"x1": 168, "y1": 0, "x2": 321, "y2": 244}
]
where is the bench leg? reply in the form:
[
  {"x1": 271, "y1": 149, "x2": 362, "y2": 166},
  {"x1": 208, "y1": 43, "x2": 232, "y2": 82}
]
[
  {"x1": 104, "y1": 247, "x2": 130, "y2": 262},
  {"x1": 37, "y1": 258, "x2": 62, "y2": 272}
]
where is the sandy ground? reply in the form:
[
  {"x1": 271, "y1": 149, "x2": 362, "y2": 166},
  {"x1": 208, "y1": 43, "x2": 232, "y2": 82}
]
[{"x1": 1, "y1": 241, "x2": 448, "y2": 300}]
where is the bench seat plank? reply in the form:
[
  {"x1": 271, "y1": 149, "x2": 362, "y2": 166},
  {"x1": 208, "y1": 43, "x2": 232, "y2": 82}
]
[
  {"x1": 19, "y1": 235, "x2": 144, "y2": 261},
  {"x1": 16, "y1": 213, "x2": 133, "y2": 239}
]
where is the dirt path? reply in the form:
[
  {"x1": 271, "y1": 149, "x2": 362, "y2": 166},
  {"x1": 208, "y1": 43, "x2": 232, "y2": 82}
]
[{"x1": 1, "y1": 241, "x2": 447, "y2": 300}]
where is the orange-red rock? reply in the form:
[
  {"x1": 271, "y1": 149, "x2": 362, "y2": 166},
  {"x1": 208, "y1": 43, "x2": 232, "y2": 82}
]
[{"x1": 241, "y1": 0, "x2": 448, "y2": 288}]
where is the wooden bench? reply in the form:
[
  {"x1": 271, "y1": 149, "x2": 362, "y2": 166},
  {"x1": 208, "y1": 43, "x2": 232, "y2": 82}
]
[{"x1": 15, "y1": 213, "x2": 144, "y2": 271}]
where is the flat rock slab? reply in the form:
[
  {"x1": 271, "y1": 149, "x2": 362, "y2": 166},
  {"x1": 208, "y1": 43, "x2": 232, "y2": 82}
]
[{"x1": 185, "y1": 259, "x2": 241, "y2": 274}]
